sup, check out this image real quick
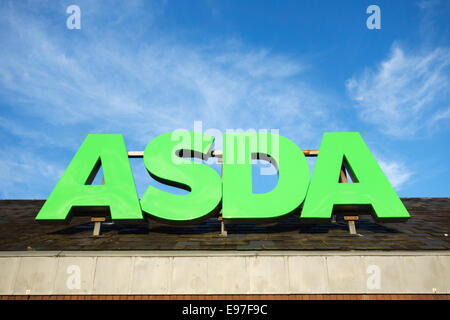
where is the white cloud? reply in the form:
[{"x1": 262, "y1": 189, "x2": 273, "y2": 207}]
[
  {"x1": 0, "y1": 146, "x2": 65, "y2": 198},
  {"x1": 377, "y1": 159, "x2": 413, "y2": 191},
  {"x1": 346, "y1": 45, "x2": 450, "y2": 137},
  {"x1": 0, "y1": 5, "x2": 338, "y2": 145},
  {"x1": 0, "y1": 2, "x2": 341, "y2": 197},
  {"x1": 373, "y1": 150, "x2": 414, "y2": 190}
]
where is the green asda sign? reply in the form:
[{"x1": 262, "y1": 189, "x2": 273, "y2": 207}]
[{"x1": 35, "y1": 131, "x2": 410, "y2": 224}]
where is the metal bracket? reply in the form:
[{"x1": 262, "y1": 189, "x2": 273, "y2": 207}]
[
  {"x1": 340, "y1": 165, "x2": 359, "y2": 235},
  {"x1": 91, "y1": 217, "x2": 106, "y2": 236},
  {"x1": 218, "y1": 215, "x2": 227, "y2": 237},
  {"x1": 217, "y1": 154, "x2": 227, "y2": 237},
  {"x1": 344, "y1": 216, "x2": 359, "y2": 235}
]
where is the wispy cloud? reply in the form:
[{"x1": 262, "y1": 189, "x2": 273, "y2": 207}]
[
  {"x1": 0, "y1": 2, "x2": 340, "y2": 197},
  {"x1": 0, "y1": 146, "x2": 65, "y2": 198},
  {"x1": 417, "y1": 0, "x2": 450, "y2": 45},
  {"x1": 346, "y1": 44, "x2": 450, "y2": 137},
  {"x1": 0, "y1": 3, "x2": 337, "y2": 141},
  {"x1": 377, "y1": 158, "x2": 413, "y2": 191}
]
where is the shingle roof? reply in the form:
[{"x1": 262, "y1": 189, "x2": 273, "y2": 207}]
[{"x1": 0, "y1": 198, "x2": 449, "y2": 251}]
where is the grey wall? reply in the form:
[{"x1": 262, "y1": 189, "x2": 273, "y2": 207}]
[{"x1": 0, "y1": 251, "x2": 448, "y2": 295}]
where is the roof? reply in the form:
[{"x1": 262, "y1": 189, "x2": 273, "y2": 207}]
[{"x1": 0, "y1": 198, "x2": 449, "y2": 251}]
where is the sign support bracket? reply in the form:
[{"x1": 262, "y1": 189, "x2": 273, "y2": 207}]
[
  {"x1": 340, "y1": 165, "x2": 359, "y2": 235},
  {"x1": 215, "y1": 151, "x2": 227, "y2": 237}
]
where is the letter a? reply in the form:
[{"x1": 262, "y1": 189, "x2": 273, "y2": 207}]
[
  {"x1": 301, "y1": 132, "x2": 409, "y2": 221},
  {"x1": 366, "y1": 5, "x2": 381, "y2": 30},
  {"x1": 36, "y1": 134, "x2": 142, "y2": 223},
  {"x1": 66, "y1": 5, "x2": 81, "y2": 29}
]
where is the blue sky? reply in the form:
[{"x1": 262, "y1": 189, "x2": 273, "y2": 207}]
[{"x1": 0, "y1": 0, "x2": 449, "y2": 199}]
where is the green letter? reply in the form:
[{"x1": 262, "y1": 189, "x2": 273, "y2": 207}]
[
  {"x1": 222, "y1": 132, "x2": 310, "y2": 220},
  {"x1": 301, "y1": 132, "x2": 410, "y2": 221},
  {"x1": 36, "y1": 134, "x2": 143, "y2": 223},
  {"x1": 140, "y1": 131, "x2": 222, "y2": 223}
]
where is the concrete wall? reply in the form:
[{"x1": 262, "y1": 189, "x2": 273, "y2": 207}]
[{"x1": 0, "y1": 251, "x2": 448, "y2": 295}]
